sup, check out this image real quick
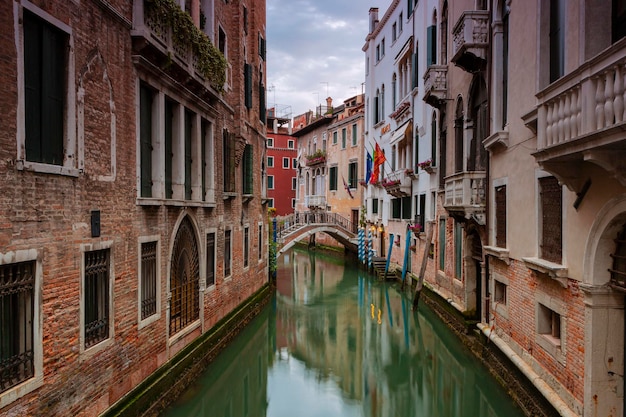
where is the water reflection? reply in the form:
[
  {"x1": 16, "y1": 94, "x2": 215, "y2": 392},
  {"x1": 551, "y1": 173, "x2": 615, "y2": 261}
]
[{"x1": 162, "y1": 249, "x2": 523, "y2": 417}]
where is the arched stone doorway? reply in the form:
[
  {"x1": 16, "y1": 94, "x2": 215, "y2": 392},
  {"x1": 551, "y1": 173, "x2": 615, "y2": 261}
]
[
  {"x1": 583, "y1": 196, "x2": 626, "y2": 417},
  {"x1": 169, "y1": 216, "x2": 200, "y2": 336}
]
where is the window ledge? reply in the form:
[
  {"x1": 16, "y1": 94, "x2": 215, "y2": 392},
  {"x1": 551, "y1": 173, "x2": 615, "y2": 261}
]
[
  {"x1": 522, "y1": 257, "x2": 568, "y2": 287},
  {"x1": 484, "y1": 245, "x2": 510, "y2": 264},
  {"x1": 483, "y1": 130, "x2": 509, "y2": 152},
  {"x1": 17, "y1": 160, "x2": 80, "y2": 177},
  {"x1": 136, "y1": 198, "x2": 217, "y2": 208},
  {"x1": 536, "y1": 332, "x2": 565, "y2": 364},
  {"x1": 223, "y1": 192, "x2": 237, "y2": 200},
  {"x1": 242, "y1": 194, "x2": 253, "y2": 203}
]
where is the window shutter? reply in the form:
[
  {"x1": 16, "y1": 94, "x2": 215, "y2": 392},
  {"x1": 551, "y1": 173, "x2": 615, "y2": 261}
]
[
  {"x1": 402, "y1": 196, "x2": 412, "y2": 220},
  {"x1": 244, "y1": 63, "x2": 252, "y2": 108},
  {"x1": 164, "y1": 100, "x2": 174, "y2": 199},
  {"x1": 140, "y1": 85, "x2": 153, "y2": 198},
  {"x1": 184, "y1": 110, "x2": 193, "y2": 200},
  {"x1": 540, "y1": 176, "x2": 562, "y2": 263},
  {"x1": 42, "y1": 22, "x2": 65, "y2": 165},
  {"x1": 427, "y1": 25, "x2": 437, "y2": 67},
  {"x1": 259, "y1": 82, "x2": 266, "y2": 123},
  {"x1": 392, "y1": 199, "x2": 401, "y2": 219},
  {"x1": 24, "y1": 14, "x2": 43, "y2": 163},
  {"x1": 243, "y1": 144, "x2": 253, "y2": 195},
  {"x1": 495, "y1": 185, "x2": 507, "y2": 247}
]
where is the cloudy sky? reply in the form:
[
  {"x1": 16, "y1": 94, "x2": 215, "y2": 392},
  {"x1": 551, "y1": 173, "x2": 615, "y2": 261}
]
[{"x1": 266, "y1": 0, "x2": 392, "y2": 119}]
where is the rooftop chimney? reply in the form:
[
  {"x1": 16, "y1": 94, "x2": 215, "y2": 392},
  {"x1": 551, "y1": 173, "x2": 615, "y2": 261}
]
[{"x1": 369, "y1": 8, "x2": 379, "y2": 34}]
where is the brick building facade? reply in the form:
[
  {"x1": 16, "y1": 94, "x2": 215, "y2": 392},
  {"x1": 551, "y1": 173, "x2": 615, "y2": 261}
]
[{"x1": 0, "y1": 0, "x2": 268, "y2": 415}]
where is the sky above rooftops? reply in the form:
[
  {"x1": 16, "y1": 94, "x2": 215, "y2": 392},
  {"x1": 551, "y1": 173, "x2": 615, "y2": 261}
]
[{"x1": 266, "y1": 0, "x2": 393, "y2": 120}]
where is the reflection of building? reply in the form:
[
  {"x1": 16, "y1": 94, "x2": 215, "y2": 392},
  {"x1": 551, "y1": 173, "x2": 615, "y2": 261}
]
[
  {"x1": 266, "y1": 106, "x2": 297, "y2": 215},
  {"x1": 367, "y1": 0, "x2": 626, "y2": 416},
  {"x1": 0, "y1": 0, "x2": 268, "y2": 415}
]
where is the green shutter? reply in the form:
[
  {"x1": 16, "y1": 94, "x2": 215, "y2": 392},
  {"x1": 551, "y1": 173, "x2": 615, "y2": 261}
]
[
  {"x1": 427, "y1": 25, "x2": 436, "y2": 67},
  {"x1": 244, "y1": 64, "x2": 252, "y2": 108},
  {"x1": 165, "y1": 100, "x2": 173, "y2": 199},
  {"x1": 243, "y1": 144, "x2": 253, "y2": 195},
  {"x1": 184, "y1": 110, "x2": 193, "y2": 200},
  {"x1": 140, "y1": 84, "x2": 153, "y2": 197},
  {"x1": 259, "y1": 82, "x2": 266, "y2": 123}
]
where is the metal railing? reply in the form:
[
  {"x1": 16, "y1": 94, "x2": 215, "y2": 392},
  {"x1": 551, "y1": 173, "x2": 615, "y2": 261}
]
[{"x1": 274, "y1": 211, "x2": 357, "y2": 240}]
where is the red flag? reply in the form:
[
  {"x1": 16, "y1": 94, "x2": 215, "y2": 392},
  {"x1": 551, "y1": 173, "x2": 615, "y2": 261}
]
[{"x1": 369, "y1": 143, "x2": 386, "y2": 183}]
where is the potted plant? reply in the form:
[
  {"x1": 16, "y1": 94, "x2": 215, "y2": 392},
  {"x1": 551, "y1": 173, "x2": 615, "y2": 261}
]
[{"x1": 418, "y1": 158, "x2": 434, "y2": 173}]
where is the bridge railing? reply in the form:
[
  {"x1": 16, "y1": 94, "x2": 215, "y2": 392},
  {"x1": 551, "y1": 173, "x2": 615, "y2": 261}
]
[{"x1": 274, "y1": 211, "x2": 357, "y2": 239}]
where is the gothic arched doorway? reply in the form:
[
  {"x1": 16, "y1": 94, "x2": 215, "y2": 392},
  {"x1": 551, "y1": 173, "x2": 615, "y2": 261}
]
[{"x1": 169, "y1": 216, "x2": 200, "y2": 335}]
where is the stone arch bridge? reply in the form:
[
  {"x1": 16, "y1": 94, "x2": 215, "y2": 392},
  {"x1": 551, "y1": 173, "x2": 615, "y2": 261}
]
[{"x1": 274, "y1": 211, "x2": 358, "y2": 254}]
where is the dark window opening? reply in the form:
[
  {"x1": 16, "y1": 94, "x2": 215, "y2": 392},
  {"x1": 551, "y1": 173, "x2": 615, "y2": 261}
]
[{"x1": 84, "y1": 249, "x2": 110, "y2": 348}]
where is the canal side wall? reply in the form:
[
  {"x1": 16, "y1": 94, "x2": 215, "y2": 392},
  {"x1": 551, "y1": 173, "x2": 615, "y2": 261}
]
[
  {"x1": 409, "y1": 275, "x2": 562, "y2": 417},
  {"x1": 102, "y1": 283, "x2": 272, "y2": 417}
]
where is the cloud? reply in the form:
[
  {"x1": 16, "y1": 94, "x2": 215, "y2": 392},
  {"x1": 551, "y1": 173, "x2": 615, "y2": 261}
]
[{"x1": 267, "y1": 0, "x2": 390, "y2": 118}]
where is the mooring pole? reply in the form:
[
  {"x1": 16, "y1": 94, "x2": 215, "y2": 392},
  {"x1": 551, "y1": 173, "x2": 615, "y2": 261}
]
[{"x1": 412, "y1": 221, "x2": 434, "y2": 309}]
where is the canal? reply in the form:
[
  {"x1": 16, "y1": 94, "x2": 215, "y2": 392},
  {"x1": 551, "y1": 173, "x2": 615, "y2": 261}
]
[{"x1": 161, "y1": 248, "x2": 525, "y2": 417}]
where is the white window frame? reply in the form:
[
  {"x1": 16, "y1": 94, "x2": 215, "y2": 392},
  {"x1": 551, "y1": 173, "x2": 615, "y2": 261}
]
[
  {"x1": 268, "y1": 175, "x2": 274, "y2": 189},
  {"x1": 138, "y1": 235, "x2": 161, "y2": 329},
  {"x1": 282, "y1": 157, "x2": 289, "y2": 169},
  {"x1": 267, "y1": 156, "x2": 274, "y2": 167},
  {"x1": 288, "y1": 140, "x2": 294, "y2": 149},
  {"x1": 266, "y1": 137, "x2": 274, "y2": 147}
]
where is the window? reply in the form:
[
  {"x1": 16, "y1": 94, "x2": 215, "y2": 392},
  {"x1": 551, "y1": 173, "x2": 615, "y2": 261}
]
[
  {"x1": 140, "y1": 241, "x2": 157, "y2": 320},
  {"x1": 267, "y1": 175, "x2": 274, "y2": 189},
  {"x1": 352, "y1": 124, "x2": 357, "y2": 146},
  {"x1": 418, "y1": 194, "x2": 426, "y2": 231},
  {"x1": 201, "y1": 119, "x2": 215, "y2": 203},
  {"x1": 170, "y1": 217, "x2": 200, "y2": 335},
  {"x1": 218, "y1": 26, "x2": 226, "y2": 55},
  {"x1": 342, "y1": 128, "x2": 347, "y2": 149},
  {"x1": 288, "y1": 140, "x2": 294, "y2": 149},
  {"x1": 495, "y1": 185, "x2": 507, "y2": 247},
  {"x1": 392, "y1": 73, "x2": 397, "y2": 111},
  {"x1": 268, "y1": 198, "x2": 274, "y2": 208},
  {"x1": 292, "y1": 177, "x2": 297, "y2": 189},
  {"x1": 407, "y1": 0, "x2": 414, "y2": 15},
  {"x1": 610, "y1": 222, "x2": 626, "y2": 289},
  {"x1": 244, "y1": 63, "x2": 252, "y2": 108},
  {"x1": 381, "y1": 38, "x2": 385, "y2": 57},
  {"x1": 23, "y1": 10, "x2": 68, "y2": 166},
  {"x1": 401, "y1": 196, "x2": 411, "y2": 220},
  {"x1": 293, "y1": 158, "x2": 297, "y2": 168},
  {"x1": 243, "y1": 6, "x2": 248, "y2": 34},
  {"x1": 399, "y1": 12, "x2": 403, "y2": 31},
  {"x1": 454, "y1": 221, "x2": 462, "y2": 279},
  {"x1": 224, "y1": 229, "x2": 232, "y2": 277},
  {"x1": 207, "y1": 232, "x2": 216, "y2": 287},
  {"x1": 392, "y1": 199, "x2": 401, "y2": 219},
  {"x1": 223, "y1": 129, "x2": 236, "y2": 193},
  {"x1": 244, "y1": 226, "x2": 250, "y2": 268},
  {"x1": 539, "y1": 176, "x2": 562, "y2": 263},
  {"x1": 538, "y1": 303, "x2": 561, "y2": 346},
  {"x1": 427, "y1": 25, "x2": 437, "y2": 67},
  {"x1": 267, "y1": 156, "x2": 274, "y2": 167},
  {"x1": 431, "y1": 113, "x2": 437, "y2": 166},
  {"x1": 259, "y1": 72, "x2": 266, "y2": 124},
  {"x1": 333, "y1": 131, "x2": 338, "y2": 145},
  {"x1": 0, "y1": 261, "x2": 35, "y2": 393},
  {"x1": 140, "y1": 84, "x2": 154, "y2": 197},
  {"x1": 84, "y1": 249, "x2": 111, "y2": 348},
  {"x1": 329, "y1": 166, "x2": 338, "y2": 191},
  {"x1": 392, "y1": 23, "x2": 397, "y2": 41},
  {"x1": 164, "y1": 98, "x2": 174, "y2": 198},
  {"x1": 242, "y1": 144, "x2": 253, "y2": 195},
  {"x1": 549, "y1": 0, "x2": 565, "y2": 83},
  {"x1": 258, "y1": 224, "x2": 263, "y2": 261},
  {"x1": 282, "y1": 157, "x2": 289, "y2": 168},
  {"x1": 376, "y1": 44, "x2": 380, "y2": 62},
  {"x1": 267, "y1": 138, "x2": 274, "y2": 147},
  {"x1": 372, "y1": 198, "x2": 379, "y2": 215},
  {"x1": 494, "y1": 280, "x2": 507, "y2": 305},
  {"x1": 184, "y1": 109, "x2": 194, "y2": 200},
  {"x1": 348, "y1": 162, "x2": 357, "y2": 189},
  {"x1": 258, "y1": 33, "x2": 266, "y2": 61},
  {"x1": 291, "y1": 199, "x2": 296, "y2": 208},
  {"x1": 614, "y1": 0, "x2": 626, "y2": 42},
  {"x1": 439, "y1": 219, "x2": 446, "y2": 271}
]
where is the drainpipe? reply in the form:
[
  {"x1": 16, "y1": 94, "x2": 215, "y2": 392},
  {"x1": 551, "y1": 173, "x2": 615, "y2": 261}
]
[{"x1": 483, "y1": 0, "x2": 494, "y2": 326}]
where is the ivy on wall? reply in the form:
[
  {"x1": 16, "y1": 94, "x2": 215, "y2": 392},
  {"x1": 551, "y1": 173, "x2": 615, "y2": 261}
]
[{"x1": 146, "y1": 0, "x2": 227, "y2": 91}]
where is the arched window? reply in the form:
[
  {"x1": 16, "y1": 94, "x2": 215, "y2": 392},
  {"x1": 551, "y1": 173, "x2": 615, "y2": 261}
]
[
  {"x1": 170, "y1": 216, "x2": 200, "y2": 335},
  {"x1": 469, "y1": 77, "x2": 487, "y2": 171},
  {"x1": 610, "y1": 222, "x2": 626, "y2": 290},
  {"x1": 441, "y1": 1, "x2": 448, "y2": 65}
]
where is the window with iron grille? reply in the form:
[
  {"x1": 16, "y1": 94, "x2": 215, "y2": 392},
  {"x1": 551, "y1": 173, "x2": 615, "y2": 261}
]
[
  {"x1": 225, "y1": 229, "x2": 232, "y2": 277},
  {"x1": 84, "y1": 249, "x2": 110, "y2": 348},
  {"x1": 495, "y1": 185, "x2": 507, "y2": 248},
  {"x1": 140, "y1": 242, "x2": 157, "y2": 320},
  {"x1": 539, "y1": 176, "x2": 562, "y2": 263},
  {"x1": 609, "y1": 222, "x2": 626, "y2": 290},
  {"x1": 0, "y1": 261, "x2": 35, "y2": 394},
  {"x1": 170, "y1": 217, "x2": 200, "y2": 335},
  {"x1": 244, "y1": 226, "x2": 250, "y2": 268},
  {"x1": 207, "y1": 232, "x2": 216, "y2": 287},
  {"x1": 24, "y1": 10, "x2": 67, "y2": 166}
]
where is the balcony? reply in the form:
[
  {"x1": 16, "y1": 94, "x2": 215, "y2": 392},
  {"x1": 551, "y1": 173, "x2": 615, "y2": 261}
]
[
  {"x1": 131, "y1": 0, "x2": 226, "y2": 97},
  {"x1": 422, "y1": 65, "x2": 448, "y2": 108},
  {"x1": 533, "y1": 41, "x2": 626, "y2": 192},
  {"x1": 305, "y1": 151, "x2": 327, "y2": 167},
  {"x1": 451, "y1": 10, "x2": 489, "y2": 73},
  {"x1": 443, "y1": 171, "x2": 486, "y2": 224},
  {"x1": 305, "y1": 195, "x2": 326, "y2": 209},
  {"x1": 382, "y1": 173, "x2": 411, "y2": 197}
]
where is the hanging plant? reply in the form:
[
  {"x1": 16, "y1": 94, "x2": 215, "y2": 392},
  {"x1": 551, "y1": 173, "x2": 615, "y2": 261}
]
[{"x1": 146, "y1": 0, "x2": 227, "y2": 91}]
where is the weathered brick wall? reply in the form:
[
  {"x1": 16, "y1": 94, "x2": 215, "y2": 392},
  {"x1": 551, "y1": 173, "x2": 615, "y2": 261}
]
[{"x1": 0, "y1": 0, "x2": 268, "y2": 415}]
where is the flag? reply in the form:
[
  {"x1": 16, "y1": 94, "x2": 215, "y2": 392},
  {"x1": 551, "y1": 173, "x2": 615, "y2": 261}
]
[
  {"x1": 343, "y1": 176, "x2": 354, "y2": 199},
  {"x1": 366, "y1": 152, "x2": 372, "y2": 184},
  {"x1": 369, "y1": 142, "x2": 386, "y2": 183}
]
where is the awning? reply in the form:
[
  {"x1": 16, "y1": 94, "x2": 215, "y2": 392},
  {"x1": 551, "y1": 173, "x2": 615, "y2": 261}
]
[{"x1": 390, "y1": 119, "x2": 413, "y2": 147}]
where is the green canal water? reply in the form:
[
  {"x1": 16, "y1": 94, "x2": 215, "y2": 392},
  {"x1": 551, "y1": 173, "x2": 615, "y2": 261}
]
[{"x1": 161, "y1": 248, "x2": 524, "y2": 417}]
